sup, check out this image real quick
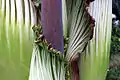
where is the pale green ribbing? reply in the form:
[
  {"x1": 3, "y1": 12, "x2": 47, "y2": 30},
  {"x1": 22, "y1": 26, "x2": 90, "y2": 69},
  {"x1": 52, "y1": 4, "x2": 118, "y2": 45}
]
[
  {"x1": 0, "y1": 0, "x2": 35, "y2": 80},
  {"x1": 29, "y1": 45, "x2": 66, "y2": 80},
  {"x1": 62, "y1": 0, "x2": 68, "y2": 38},
  {"x1": 65, "y1": 0, "x2": 92, "y2": 61},
  {"x1": 29, "y1": 26, "x2": 66, "y2": 80},
  {"x1": 79, "y1": 0, "x2": 112, "y2": 80}
]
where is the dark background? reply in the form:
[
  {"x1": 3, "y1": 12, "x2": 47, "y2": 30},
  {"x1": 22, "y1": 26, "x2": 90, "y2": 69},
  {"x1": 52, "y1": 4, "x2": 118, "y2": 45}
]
[{"x1": 106, "y1": 0, "x2": 120, "y2": 79}]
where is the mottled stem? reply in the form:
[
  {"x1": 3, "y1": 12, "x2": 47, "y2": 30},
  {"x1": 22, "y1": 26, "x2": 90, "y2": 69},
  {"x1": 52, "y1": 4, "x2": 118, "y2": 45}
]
[{"x1": 71, "y1": 59, "x2": 80, "y2": 80}]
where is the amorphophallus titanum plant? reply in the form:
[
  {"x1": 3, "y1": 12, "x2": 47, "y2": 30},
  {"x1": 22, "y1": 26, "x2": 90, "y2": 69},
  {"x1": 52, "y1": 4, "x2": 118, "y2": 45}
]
[
  {"x1": 0, "y1": 0, "x2": 112, "y2": 80},
  {"x1": 29, "y1": 0, "x2": 112, "y2": 80}
]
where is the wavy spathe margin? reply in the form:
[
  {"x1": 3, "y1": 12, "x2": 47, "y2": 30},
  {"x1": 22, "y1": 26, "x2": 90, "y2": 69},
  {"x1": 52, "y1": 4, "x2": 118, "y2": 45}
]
[
  {"x1": 79, "y1": 0, "x2": 112, "y2": 80},
  {"x1": 85, "y1": 0, "x2": 95, "y2": 40},
  {"x1": 63, "y1": 0, "x2": 95, "y2": 80},
  {"x1": 65, "y1": 0, "x2": 95, "y2": 61}
]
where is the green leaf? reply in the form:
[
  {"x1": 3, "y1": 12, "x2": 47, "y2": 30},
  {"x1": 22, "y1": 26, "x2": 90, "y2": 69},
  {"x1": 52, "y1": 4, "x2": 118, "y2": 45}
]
[{"x1": 118, "y1": 38, "x2": 120, "y2": 41}]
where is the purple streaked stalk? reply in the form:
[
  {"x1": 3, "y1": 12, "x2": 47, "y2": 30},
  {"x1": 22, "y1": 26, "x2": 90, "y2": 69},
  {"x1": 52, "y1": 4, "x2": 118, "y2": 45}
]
[
  {"x1": 41, "y1": 0, "x2": 64, "y2": 53},
  {"x1": 71, "y1": 59, "x2": 80, "y2": 80}
]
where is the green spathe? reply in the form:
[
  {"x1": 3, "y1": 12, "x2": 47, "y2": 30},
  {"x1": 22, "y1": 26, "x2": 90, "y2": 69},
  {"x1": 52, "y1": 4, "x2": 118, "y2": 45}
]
[
  {"x1": 79, "y1": 0, "x2": 112, "y2": 80},
  {"x1": 0, "y1": 0, "x2": 34, "y2": 80}
]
